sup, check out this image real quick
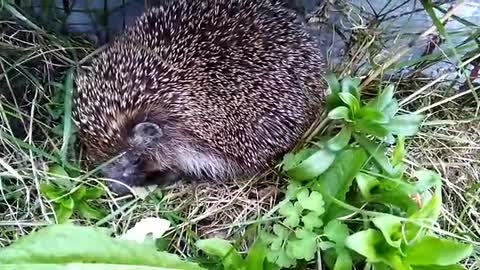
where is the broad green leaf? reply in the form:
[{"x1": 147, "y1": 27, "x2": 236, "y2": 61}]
[
  {"x1": 285, "y1": 148, "x2": 336, "y2": 181},
  {"x1": 72, "y1": 185, "x2": 87, "y2": 201},
  {"x1": 345, "y1": 229, "x2": 383, "y2": 261},
  {"x1": 354, "y1": 134, "x2": 396, "y2": 176},
  {"x1": 354, "y1": 119, "x2": 389, "y2": 138},
  {"x1": 339, "y1": 92, "x2": 360, "y2": 113},
  {"x1": 355, "y1": 173, "x2": 380, "y2": 199},
  {"x1": 301, "y1": 212, "x2": 323, "y2": 231},
  {"x1": 282, "y1": 148, "x2": 318, "y2": 171},
  {"x1": 333, "y1": 250, "x2": 353, "y2": 270},
  {"x1": 371, "y1": 84, "x2": 395, "y2": 111},
  {"x1": 414, "y1": 169, "x2": 441, "y2": 194},
  {"x1": 0, "y1": 224, "x2": 205, "y2": 270},
  {"x1": 382, "y1": 98, "x2": 400, "y2": 119},
  {"x1": 76, "y1": 201, "x2": 106, "y2": 220},
  {"x1": 297, "y1": 190, "x2": 325, "y2": 214},
  {"x1": 324, "y1": 220, "x2": 350, "y2": 245},
  {"x1": 315, "y1": 148, "x2": 367, "y2": 221},
  {"x1": 47, "y1": 164, "x2": 73, "y2": 189},
  {"x1": 287, "y1": 229, "x2": 317, "y2": 261},
  {"x1": 357, "y1": 107, "x2": 388, "y2": 123},
  {"x1": 60, "y1": 196, "x2": 75, "y2": 210},
  {"x1": 244, "y1": 238, "x2": 268, "y2": 270},
  {"x1": 84, "y1": 184, "x2": 106, "y2": 199},
  {"x1": 328, "y1": 106, "x2": 350, "y2": 120},
  {"x1": 40, "y1": 183, "x2": 64, "y2": 201},
  {"x1": 278, "y1": 201, "x2": 301, "y2": 227},
  {"x1": 404, "y1": 236, "x2": 473, "y2": 266},
  {"x1": 370, "y1": 190, "x2": 419, "y2": 216},
  {"x1": 327, "y1": 126, "x2": 352, "y2": 151},
  {"x1": 371, "y1": 215, "x2": 404, "y2": 249},
  {"x1": 55, "y1": 205, "x2": 73, "y2": 223},
  {"x1": 325, "y1": 73, "x2": 343, "y2": 110},
  {"x1": 386, "y1": 114, "x2": 424, "y2": 136},
  {"x1": 406, "y1": 188, "x2": 442, "y2": 240},
  {"x1": 195, "y1": 239, "x2": 243, "y2": 270}
]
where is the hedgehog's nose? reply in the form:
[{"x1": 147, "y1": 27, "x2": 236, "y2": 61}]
[{"x1": 108, "y1": 180, "x2": 133, "y2": 195}]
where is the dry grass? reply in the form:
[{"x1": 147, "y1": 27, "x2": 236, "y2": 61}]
[{"x1": 0, "y1": 0, "x2": 479, "y2": 268}]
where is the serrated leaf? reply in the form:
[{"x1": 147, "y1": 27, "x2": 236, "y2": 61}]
[
  {"x1": 266, "y1": 248, "x2": 296, "y2": 268},
  {"x1": 285, "y1": 182, "x2": 302, "y2": 200},
  {"x1": 297, "y1": 190, "x2": 325, "y2": 214},
  {"x1": 287, "y1": 229, "x2": 317, "y2": 261},
  {"x1": 196, "y1": 239, "x2": 243, "y2": 270},
  {"x1": 386, "y1": 114, "x2": 424, "y2": 136},
  {"x1": 301, "y1": 212, "x2": 323, "y2": 231},
  {"x1": 285, "y1": 148, "x2": 336, "y2": 181},
  {"x1": 327, "y1": 126, "x2": 352, "y2": 151},
  {"x1": 278, "y1": 201, "x2": 301, "y2": 227},
  {"x1": 328, "y1": 106, "x2": 350, "y2": 120},
  {"x1": 0, "y1": 224, "x2": 205, "y2": 270},
  {"x1": 372, "y1": 215, "x2": 404, "y2": 249},
  {"x1": 404, "y1": 236, "x2": 473, "y2": 266},
  {"x1": 324, "y1": 220, "x2": 350, "y2": 245}
]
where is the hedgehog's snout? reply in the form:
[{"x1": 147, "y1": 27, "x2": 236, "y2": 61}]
[{"x1": 102, "y1": 151, "x2": 146, "y2": 195}]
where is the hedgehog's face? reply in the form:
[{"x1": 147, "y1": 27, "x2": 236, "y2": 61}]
[{"x1": 101, "y1": 122, "x2": 163, "y2": 195}]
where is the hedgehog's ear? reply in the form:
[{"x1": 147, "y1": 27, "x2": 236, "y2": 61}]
[{"x1": 131, "y1": 122, "x2": 163, "y2": 145}]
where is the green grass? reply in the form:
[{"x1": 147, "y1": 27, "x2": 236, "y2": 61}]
[{"x1": 0, "y1": 0, "x2": 479, "y2": 269}]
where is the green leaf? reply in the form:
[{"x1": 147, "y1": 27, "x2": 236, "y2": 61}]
[
  {"x1": 47, "y1": 164, "x2": 73, "y2": 189},
  {"x1": 382, "y1": 98, "x2": 400, "y2": 119},
  {"x1": 0, "y1": 224, "x2": 205, "y2": 270},
  {"x1": 386, "y1": 114, "x2": 424, "y2": 136},
  {"x1": 285, "y1": 148, "x2": 336, "y2": 181},
  {"x1": 60, "y1": 196, "x2": 75, "y2": 210},
  {"x1": 76, "y1": 201, "x2": 107, "y2": 220},
  {"x1": 55, "y1": 205, "x2": 73, "y2": 223},
  {"x1": 40, "y1": 183, "x2": 64, "y2": 201},
  {"x1": 327, "y1": 126, "x2": 352, "y2": 151},
  {"x1": 278, "y1": 201, "x2": 301, "y2": 227},
  {"x1": 315, "y1": 148, "x2": 367, "y2": 221},
  {"x1": 84, "y1": 184, "x2": 106, "y2": 199},
  {"x1": 287, "y1": 229, "x2": 317, "y2": 261},
  {"x1": 371, "y1": 215, "x2": 404, "y2": 249},
  {"x1": 354, "y1": 134, "x2": 396, "y2": 176},
  {"x1": 282, "y1": 148, "x2": 318, "y2": 171},
  {"x1": 333, "y1": 250, "x2": 353, "y2": 270},
  {"x1": 297, "y1": 190, "x2": 325, "y2": 214},
  {"x1": 370, "y1": 84, "x2": 395, "y2": 111},
  {"x1": 412, "y1": 265, "x2": 467, "y2": 270},
  {"x1": 392, "y1": 136, "x2": 405, "y2": 166},
  {"x1": 339, "y1": 92, "x2": 360, "y2": 113},
  {"x1": 195, "y1": 239, "x2": 243, "y2": 270},
  {"x1": 324, "y1": 220, "x2": 350, "y2": 245},
  {"x1": 357, "y1": 107, "x2": 388, "y2": 123},
  {"x1": 301, "y1": 212, "x2": 323, "y2": 231},
  {"x1": 345, "y1": 229, "x2": 383, "y2": 261},
  {"x1": 285, "y1": 182, "x2": 302, "y2": 200},
  {"x1": 404, "y1": 236, "x2": 473, "y2": 266},
  {"x1": 354, "y1": 119, "x2": 389, "y2": 138},
  {"x1": 244, "y1": 238, "x2": 268, "y2": 270},
  {"x1": 355, "y1": 173, "x2": 380, "y2": 199},
  {"x1": 71, "y1": 185, "x2": 87, "y2": 201},
  {"x1": 328, "y1": 106, "x2": 350, "y2": 120},
  {"x1": 414, "y1": 169, "x2": 441, "y2": 194}
]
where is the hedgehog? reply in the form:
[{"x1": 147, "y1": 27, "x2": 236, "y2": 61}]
[{"x1": 73, "y1": 0, "x2": 327, "y2": 195}]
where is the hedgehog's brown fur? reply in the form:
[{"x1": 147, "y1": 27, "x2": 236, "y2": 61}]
[{"x1": 73, "y1": 0, "x2": 327, "y2": 194}]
